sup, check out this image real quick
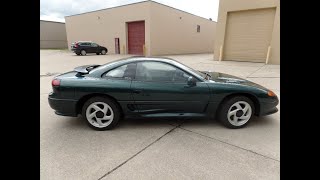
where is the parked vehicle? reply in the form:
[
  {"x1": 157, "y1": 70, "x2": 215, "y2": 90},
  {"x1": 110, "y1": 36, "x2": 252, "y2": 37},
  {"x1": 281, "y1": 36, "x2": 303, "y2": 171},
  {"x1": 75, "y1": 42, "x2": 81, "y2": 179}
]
[
  {"x1": 71, "y1": 41, "x2": 108, "y2": 56},
  {"x1": 48, "y1": 57, "x2": 279, "y2": 130}
]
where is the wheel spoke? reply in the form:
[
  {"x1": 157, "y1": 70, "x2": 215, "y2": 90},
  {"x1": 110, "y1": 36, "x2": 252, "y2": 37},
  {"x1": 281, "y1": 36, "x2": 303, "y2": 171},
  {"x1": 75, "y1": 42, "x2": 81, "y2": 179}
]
[
  {"x1": 103, "y1": 114, "x2": 114, "y2": 120},
  {"x1": 242, "y1": 104, "x2": 249, "y2": 114},
  {"x1": 96, "y1": 118, "x2": 103, "y2": 126},
  {"x1": 88, "y1": 112, "x2": 96, "y2": 119},
  {"x1": 102, "y1": 105, "x2": 109, "y2": 114},
  {"x1": 234, "y1": 103, "x2": 242, "y2": 110},
  {"x1": 228, "y1": 109, "x2": 237, "y2": 117},
  {"x1": 233, "y1": 116, "x2": 239, "y2": 123},
  {"x1": 241, "y1": 110, "x2": 251, "y2": 119},
  {"x1": 92, "y1": 105, "x2": 103, "y2": 111}
]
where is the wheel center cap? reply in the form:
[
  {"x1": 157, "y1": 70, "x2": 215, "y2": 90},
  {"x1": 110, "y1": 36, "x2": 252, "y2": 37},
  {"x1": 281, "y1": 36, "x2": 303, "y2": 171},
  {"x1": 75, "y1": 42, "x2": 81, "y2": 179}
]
[
  {"x1": 96, "y1": 111, "x2": 104, "y2": 118},
  {"x1": 236, "y1": 110, "x2": 244, "y2": 117}
]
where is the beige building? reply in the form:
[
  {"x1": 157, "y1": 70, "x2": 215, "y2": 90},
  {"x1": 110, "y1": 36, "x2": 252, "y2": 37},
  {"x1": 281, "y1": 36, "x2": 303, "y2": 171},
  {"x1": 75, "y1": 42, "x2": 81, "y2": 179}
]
[
  {"x1": 40, "y1": 20, "x2": 68, "y2": 49},
  {"x1": 214, "y1": 0, "x2": 280, "y2": 64},
  {"x1": 65, "y1": 0, "x2": 216, "y2": 56}
]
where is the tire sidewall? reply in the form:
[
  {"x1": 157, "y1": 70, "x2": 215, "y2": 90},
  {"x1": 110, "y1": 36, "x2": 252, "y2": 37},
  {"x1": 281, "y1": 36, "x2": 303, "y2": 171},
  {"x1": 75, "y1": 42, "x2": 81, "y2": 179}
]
[
  {"x1": 101, "y1": 49, "x2": 107, "y2": 55},
  {"x1": 82, "y1": 97, "x2": 120, "y2": 130},
  {"x1": 81, "y1": 50, "x2": 86, "y2": 56},
  {"x1": 218, "y1": 96, "x2": 255, "y2": 129}
]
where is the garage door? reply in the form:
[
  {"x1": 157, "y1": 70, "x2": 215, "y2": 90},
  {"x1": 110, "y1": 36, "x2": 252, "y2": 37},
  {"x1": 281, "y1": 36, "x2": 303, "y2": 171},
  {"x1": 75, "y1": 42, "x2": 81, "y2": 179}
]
[
  {"x1": 127, "y1": 21, "x2": 145, "y2": 55},
  {"x1": 224, "y1": 8, "x2": 276, "y2": 62}
]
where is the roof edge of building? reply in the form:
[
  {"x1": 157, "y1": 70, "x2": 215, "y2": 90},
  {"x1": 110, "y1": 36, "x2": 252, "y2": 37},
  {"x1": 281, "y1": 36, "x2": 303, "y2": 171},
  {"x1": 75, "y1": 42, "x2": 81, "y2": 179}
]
[
  {"x1": 40, "y1": 20, "x2": 65, "y2": 24},
  {"x1": 150, "y1": 1, "x2": 217, "y2": 23},
  {"x1": 65, "y1": 0, "x2": 149, "y2": 18},
  {"x1": 64, "y1": 0, "x2": 217, "y2": 23}
]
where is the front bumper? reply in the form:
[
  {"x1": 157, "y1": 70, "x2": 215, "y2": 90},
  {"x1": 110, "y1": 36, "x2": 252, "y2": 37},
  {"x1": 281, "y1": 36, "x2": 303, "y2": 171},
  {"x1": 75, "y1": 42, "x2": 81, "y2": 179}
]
[
  {"x1": 48, "y1": 95, "x2": 78, "y2": 117},
  {"x1": 259, "y1": 97, "x2": 279, "y2": 116}
]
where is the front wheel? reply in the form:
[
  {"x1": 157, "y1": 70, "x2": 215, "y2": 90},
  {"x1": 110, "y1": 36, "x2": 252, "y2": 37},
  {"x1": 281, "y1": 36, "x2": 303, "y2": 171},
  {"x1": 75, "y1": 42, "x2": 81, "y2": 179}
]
[
  {"x1": 218, "y1": 96, "x2": 254, "y2": 129},
  {"x1": 82, "y1": 97, "x2": 120, "y2": 130},
  {"x1": 101, "y1": 49, "x2": 107, "y2": 55}
]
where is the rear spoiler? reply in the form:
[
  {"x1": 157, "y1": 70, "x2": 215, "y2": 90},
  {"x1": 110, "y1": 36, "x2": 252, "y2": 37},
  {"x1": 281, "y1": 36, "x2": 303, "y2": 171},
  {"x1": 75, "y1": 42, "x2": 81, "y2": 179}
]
[{"x1": 74, "y1": 64, "x2": 100, "y2": 75}]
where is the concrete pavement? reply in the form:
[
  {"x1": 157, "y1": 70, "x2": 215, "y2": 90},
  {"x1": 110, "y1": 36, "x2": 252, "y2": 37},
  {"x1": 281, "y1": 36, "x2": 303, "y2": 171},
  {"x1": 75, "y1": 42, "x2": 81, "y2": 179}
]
[{"x1": 40, "y1": 50, "x2": 280, "y2": 180}]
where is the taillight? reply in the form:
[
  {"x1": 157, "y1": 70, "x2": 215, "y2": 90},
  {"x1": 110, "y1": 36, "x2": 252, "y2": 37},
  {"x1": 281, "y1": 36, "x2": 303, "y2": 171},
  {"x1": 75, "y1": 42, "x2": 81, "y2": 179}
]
[
  {"x1": 75, "y1": 43, "x2": 78, "y2": 48},
  {"x1": 52, "y1": 79, "x2": 60, "y2": 86}
]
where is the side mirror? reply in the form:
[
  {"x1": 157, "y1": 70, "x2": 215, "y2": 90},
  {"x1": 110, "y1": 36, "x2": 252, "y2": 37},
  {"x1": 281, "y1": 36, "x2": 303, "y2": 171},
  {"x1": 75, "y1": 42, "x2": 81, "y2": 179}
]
[{"x1": 187, "y1": 76, "x2": 196, "y2": 87}]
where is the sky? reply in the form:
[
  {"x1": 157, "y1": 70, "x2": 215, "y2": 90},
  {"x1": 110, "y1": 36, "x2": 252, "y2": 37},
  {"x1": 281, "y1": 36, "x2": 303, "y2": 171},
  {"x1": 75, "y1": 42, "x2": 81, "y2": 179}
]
[{"x1": 40, "y1": 0, "x2": 220, "y2": 23}]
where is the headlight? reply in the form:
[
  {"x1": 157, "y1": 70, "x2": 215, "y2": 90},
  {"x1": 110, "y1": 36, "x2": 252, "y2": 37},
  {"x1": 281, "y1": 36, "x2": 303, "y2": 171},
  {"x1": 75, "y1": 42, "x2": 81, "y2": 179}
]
[{"x1": 267, "y1": 90, "x2": 276, "y2": 97}]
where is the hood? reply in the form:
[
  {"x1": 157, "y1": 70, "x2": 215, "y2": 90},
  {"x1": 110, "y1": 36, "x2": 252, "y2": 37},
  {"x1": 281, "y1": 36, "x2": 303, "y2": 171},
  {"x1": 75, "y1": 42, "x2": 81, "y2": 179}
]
[{"x1": 201, "y1": 71, "x2": 268, "y2": 90}]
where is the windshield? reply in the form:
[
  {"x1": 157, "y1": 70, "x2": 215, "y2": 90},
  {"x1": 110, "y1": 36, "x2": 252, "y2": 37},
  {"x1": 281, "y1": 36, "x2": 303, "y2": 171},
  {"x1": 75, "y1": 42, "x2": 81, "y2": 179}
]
[{"x1": 172, "y1": 61, "x2": 207, "y2": 79}]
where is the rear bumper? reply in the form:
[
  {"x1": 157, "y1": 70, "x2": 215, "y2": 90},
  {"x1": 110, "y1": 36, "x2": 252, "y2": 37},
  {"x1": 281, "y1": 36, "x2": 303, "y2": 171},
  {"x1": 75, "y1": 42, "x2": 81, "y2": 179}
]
[
  {"x1": 259, "y1": 97, "x2": 279, "y2": 116},
  {"x1": 71, "y1": 48, "x2": 80, "y2": 53},
  {"x1": 48, "y1": 95, "x2": 78, "y2": 117}
]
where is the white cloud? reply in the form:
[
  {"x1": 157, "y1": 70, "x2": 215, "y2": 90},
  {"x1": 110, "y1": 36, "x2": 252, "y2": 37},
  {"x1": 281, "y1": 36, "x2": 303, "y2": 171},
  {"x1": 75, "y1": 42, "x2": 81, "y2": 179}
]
[{"x1": 40, "y1": 0, "x2": 219, "y2": 22}]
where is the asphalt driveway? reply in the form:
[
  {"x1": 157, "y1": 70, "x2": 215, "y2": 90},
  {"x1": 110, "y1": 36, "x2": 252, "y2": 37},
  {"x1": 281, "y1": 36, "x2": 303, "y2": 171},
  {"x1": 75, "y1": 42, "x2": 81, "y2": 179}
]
[{"x1": 40, "y1": 50, "x2": 280, "y2": 180}]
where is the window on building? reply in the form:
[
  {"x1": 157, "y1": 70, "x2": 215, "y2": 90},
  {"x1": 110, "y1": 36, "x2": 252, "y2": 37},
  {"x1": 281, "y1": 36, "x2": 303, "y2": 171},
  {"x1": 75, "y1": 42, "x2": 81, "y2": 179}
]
[{"x1": 197, "y1": 25, "x2": 200, "y2": 33}]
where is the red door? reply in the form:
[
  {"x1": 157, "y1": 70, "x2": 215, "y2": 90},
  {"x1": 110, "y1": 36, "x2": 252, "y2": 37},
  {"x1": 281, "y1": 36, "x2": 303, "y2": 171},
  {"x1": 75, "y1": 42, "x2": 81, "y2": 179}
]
[{"x1": 127, "y1": 21, "x2": 145, "y2": 55}]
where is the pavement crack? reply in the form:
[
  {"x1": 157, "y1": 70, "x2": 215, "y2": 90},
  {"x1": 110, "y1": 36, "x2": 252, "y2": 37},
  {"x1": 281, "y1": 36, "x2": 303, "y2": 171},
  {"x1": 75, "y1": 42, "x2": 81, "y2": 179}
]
[
  {"x1": 97, "y1": 124, "x2": 181, "y2": 180},
  {"x1": 246, "y1": 64, "x2": 265, "y2": 78},
  {"x1": 178, "y1": 127, "x2": 280, "y2": 163}
]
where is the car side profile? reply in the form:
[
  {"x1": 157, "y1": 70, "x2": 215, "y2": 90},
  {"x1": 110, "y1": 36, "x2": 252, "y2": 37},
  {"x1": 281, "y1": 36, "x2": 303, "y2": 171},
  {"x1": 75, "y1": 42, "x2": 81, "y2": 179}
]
[
  {"x1": 48, "y1": 57, "x2": 279, "y2": 130},
  {"x1": 71, "y1": 41, "x2": 108, "y2": 56}
]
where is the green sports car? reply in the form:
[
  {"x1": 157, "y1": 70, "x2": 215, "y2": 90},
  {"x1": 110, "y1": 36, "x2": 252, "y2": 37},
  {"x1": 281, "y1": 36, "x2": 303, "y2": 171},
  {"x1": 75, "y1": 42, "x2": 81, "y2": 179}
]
[{"x1": 48, "y1": 57, "x2": 279, "y2": 130}]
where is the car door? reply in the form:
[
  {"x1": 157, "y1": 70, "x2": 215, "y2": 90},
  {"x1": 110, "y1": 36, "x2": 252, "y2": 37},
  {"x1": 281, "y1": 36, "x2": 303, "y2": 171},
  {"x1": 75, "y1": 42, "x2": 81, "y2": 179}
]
[
  {"x1": 131, "y1": 61, "x2": 210, "y2": 114},
  {"x1": 100, "y1": 63, "x2": 137, "y2": 115},
  {"x1": 91, "y1": 43, "x2": 99, "y2": 53}
]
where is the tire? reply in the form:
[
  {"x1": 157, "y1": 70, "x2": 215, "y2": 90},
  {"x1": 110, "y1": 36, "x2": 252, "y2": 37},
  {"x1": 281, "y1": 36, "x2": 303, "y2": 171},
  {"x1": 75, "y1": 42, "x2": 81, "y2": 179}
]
[
  {"x1": 96, "y1": 52, "x2": 100, "y2": 55},
  {"x1": 82, "y1": 97, "x2": 121, "y2": 130},
  {"x1": 81, "y1": 50, "x2": 87, "y2": 56},
  {"x1": 218, "y1": 96, "x2": 254, "y2": 129},
  {"x1": 101, "y1": 49, "x2": 107, "y2": 55}
]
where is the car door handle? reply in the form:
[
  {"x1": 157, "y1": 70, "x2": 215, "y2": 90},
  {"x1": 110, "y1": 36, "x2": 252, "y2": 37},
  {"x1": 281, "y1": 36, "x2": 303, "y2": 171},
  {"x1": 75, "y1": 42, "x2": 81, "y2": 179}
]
[{"x1": 133, "y1": 89, "x2": 142, "y2": 94}]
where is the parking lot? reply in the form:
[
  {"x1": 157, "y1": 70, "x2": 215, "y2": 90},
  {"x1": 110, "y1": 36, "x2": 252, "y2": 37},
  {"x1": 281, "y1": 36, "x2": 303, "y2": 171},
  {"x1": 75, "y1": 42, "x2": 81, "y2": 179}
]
[{"x1": 40, "y1": 50, "x2": 280, "y2": 180}]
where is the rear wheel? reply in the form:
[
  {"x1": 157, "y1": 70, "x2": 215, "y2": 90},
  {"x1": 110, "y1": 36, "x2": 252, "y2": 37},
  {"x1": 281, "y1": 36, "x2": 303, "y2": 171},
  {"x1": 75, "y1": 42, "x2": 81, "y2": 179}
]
[
  {"x1": 81, "y1": 50, "x2": 86, "y2": 56},
  {"x1": 101, "y1": 49, "x2": 107, "y2": 55},
  {"x1": 218, "y1": 96, "x2": 254, "y2": 129},
  {"x1": 82, "y1": 97, "x2": 120, "y2": 130}
]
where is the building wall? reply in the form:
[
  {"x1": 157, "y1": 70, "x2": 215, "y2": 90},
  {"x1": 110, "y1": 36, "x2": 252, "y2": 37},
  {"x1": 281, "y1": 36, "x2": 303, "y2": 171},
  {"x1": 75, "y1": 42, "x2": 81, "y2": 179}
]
[
  {"x1": 214, "y1": 0, "x2": 280, "y2": 64},
  {"x1": 65, "y1": 1, "x2": 151, "y2": 55},
  {"x1": 149, "y1": 1, "x2": 216, "y2": 55},
  {"x1": 40, "y1": 20, "x2": 68, "y2": 49}
]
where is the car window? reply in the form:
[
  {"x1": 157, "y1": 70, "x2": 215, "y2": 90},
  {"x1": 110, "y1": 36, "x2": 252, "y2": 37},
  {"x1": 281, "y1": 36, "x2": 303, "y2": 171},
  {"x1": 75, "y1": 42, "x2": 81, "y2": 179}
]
[
  {"x1": 103, "y1": 63, "x2": 136, "y2": 80},
  {"x1": 80, "y1": 42, "x2": 90, "y2": 46},
  {"x1": 91, "y1": 43, "x2": 98, "y2": 47},
  {"x1": 173, "y1": 68, "x2": 191, "y2": 83},
  {"x1": 135, "y1": 62, "x2": 191, "y2": 82}
]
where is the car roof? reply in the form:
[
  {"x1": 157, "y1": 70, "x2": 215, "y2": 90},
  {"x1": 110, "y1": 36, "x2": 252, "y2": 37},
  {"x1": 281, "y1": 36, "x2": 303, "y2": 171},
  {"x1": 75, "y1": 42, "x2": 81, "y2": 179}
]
[
  {"x1": 76, "y1": 41, "x2": 93, "y2": 43},
  {"x1": 117, "y1": 56, "x2": 178, "y2": 64}
]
